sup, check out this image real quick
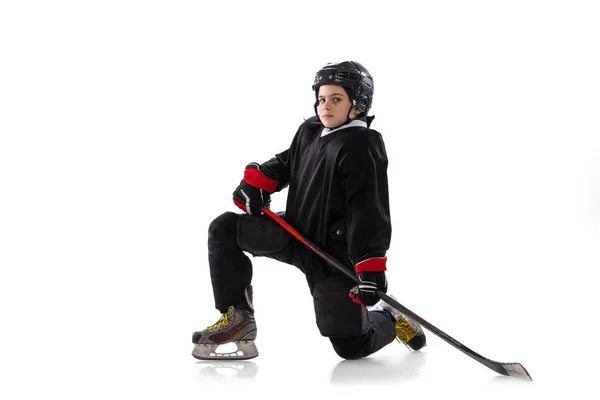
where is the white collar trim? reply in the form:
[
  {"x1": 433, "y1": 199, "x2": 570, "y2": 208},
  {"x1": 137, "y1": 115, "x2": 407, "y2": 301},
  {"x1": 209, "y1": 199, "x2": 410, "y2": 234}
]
[{"x1": 321, "y1": 119, "x2": 367, "y2": 137}]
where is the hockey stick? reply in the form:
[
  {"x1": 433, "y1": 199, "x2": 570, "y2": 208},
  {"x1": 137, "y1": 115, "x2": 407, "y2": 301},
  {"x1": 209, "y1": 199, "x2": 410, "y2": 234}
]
[{"x1": 262, "y1": 208, "x2": 532, "y2": 381}]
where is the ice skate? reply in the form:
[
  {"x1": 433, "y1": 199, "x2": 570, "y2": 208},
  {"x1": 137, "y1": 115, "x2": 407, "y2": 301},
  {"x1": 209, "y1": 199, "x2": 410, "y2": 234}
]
[
  {"x1": 192, "y1": 285, "x2": 258, "y2": 360},
  {"x1": 370, "y1": 295, "x2": 426, "y2": 351}
]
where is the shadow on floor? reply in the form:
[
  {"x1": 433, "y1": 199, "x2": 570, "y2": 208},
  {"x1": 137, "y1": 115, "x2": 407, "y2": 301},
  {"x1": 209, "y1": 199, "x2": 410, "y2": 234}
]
[
  {"x1": 331, "y1": 351, "x2": 427, "y2": 384},
  {"x1": 196, "y1": 360, "x2": 258, "y2": 382}
]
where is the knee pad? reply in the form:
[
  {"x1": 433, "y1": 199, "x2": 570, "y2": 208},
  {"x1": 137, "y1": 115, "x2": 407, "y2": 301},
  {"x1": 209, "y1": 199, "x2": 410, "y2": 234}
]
[
  {"x1": 208, "y1": 212, "x2": 239, "y2": 243},
  {"x1": 313, "y1": 275, "x2": 369, "y2": 337},
  {"x1": 329, "y1": 336, "x2": 365, "y2": 360}
]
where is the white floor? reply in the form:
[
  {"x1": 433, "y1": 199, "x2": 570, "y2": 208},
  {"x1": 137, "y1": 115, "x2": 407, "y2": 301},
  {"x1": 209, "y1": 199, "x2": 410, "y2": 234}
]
[{"x1": 2, "y1": 255, "x2": 597, "y2": 400}]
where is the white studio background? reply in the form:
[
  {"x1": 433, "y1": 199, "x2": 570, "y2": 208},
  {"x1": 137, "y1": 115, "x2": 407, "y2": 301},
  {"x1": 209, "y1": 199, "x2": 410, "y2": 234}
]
[{"x1": 1, "y1": 1, "x2": 599, "y2": 399}]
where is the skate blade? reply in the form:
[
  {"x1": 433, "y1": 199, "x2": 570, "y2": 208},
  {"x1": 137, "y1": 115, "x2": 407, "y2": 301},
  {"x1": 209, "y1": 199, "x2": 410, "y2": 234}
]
[{"x1": 192, "y1": 341, "x2": 259, "y2": 361}]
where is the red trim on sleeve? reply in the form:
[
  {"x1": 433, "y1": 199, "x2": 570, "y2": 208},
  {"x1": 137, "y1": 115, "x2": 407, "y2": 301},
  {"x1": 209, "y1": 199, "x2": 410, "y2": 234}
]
[
  {"x1": 355, "y1": 257, "x2": 387, "y2": 273},
  {"x1": 244, "y1": 168, "x2": 278, "y2": 193}
]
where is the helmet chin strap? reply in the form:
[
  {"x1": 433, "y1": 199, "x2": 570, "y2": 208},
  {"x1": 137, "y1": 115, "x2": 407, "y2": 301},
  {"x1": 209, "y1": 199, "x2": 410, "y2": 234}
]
[
  {"x1": 332, "y1": 102, "x2": 360, "y2": 129},
  {"x1": 316, "y1": 102, "x2": 358, "y2": 130}
]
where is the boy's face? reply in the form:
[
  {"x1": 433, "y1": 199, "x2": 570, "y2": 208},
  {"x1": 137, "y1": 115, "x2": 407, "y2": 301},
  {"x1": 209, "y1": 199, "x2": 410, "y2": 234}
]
[{"x1": 317, "y1": 84, "x2": 361, "y2": 128}]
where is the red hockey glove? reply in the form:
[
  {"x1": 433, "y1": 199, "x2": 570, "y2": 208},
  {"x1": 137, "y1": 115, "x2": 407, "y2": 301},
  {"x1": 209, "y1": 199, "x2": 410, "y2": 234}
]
[{"x1": 233, "y1": 163, "x2": 278, "y2": 215}]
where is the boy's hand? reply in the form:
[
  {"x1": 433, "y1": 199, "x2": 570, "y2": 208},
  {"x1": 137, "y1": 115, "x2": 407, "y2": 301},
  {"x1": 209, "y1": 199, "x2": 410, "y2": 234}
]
[
  {"x1": 232, "y1": 163, "x2": 277, "y2": 215},
  {"x1": 349, "y1": 271, "x2": 387, "y2": 307}
]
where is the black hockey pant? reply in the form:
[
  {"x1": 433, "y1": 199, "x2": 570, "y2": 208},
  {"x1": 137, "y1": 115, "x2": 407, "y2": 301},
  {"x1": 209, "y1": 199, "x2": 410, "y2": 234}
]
[{"x1": 207, "y1": 211, "x2": 396, "y2": 360}]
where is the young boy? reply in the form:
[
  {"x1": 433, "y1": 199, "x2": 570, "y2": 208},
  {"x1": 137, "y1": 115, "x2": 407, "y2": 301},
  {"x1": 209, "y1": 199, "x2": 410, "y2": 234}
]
[{"x1": 192, "y1": 61, "x2": 426, "y2": 360}]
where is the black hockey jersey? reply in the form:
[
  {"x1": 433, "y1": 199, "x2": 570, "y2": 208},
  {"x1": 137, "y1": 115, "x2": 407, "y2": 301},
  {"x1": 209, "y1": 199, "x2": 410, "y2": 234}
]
[{"x1": 271, "y1": 116, "x2": 391, "y2": 268}]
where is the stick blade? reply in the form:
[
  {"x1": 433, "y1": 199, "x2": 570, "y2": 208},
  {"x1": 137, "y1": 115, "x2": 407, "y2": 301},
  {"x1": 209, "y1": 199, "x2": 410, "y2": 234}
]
[{"x1": 502, "y1": 363, "x2": 532, "y2": 381}]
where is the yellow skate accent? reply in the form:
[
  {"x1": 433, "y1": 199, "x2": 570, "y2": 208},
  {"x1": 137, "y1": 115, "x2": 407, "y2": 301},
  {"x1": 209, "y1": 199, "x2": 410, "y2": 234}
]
[
  {"x1": 206, "y1": 311, "x2": 233, "y2": 332},
  {"x1": 394, "y1": 315, "x2": 419, "y2": 347}
]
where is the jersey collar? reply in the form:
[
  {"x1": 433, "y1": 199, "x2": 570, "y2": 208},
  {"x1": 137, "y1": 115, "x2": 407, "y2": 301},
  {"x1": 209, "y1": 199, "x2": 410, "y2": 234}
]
[{"x1": 321, "y1": 119, "x2": 368, "y2": 137}]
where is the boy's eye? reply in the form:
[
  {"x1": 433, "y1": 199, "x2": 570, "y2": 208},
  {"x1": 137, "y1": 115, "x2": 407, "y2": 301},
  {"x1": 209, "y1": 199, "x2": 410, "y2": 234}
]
[{"x1": 319, "y1": 97, "x2": 343, "y2": 103}]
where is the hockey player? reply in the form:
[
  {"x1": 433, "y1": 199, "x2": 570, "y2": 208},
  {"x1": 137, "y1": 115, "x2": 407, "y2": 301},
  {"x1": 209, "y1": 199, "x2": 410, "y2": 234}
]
[{"x1": 192, "y1": 61, "x2": 426, "y2": 361}]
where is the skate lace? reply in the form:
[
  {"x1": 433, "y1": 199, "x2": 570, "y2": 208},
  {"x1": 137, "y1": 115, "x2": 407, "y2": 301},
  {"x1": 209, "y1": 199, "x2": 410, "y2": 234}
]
[
  {"x1": 395, "y1": 315, "x2": 420, "y2": 347},
  {"x1": 206, "y1": 311, "x2": 233, "y2": 332}
]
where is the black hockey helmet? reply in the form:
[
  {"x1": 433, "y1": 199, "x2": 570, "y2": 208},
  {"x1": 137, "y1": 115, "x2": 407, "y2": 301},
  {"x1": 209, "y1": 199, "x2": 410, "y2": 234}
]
[{"x1": 312, "y1": 61, "x2": 374, "y2": 115}]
